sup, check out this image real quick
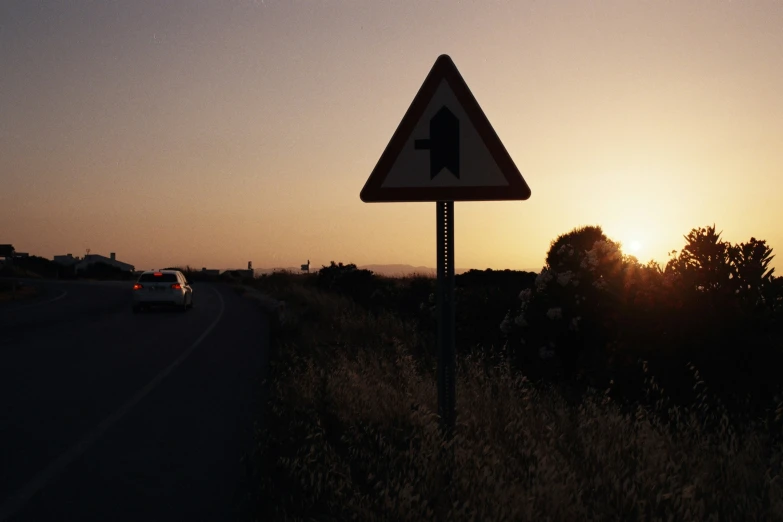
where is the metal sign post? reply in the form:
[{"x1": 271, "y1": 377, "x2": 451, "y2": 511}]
[
  {"x1": 436, "y1": 200, "x2": 456, "y2": 436},
  {"x1": 360, "y1": 54, "x2": 531, "y2": 437}
]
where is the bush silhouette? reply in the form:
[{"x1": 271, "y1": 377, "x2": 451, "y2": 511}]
[
  {"x1": 316, "y1": 262, "x2": 383, "y2": 309},
  {"x1": 500, "y1": 225, "x2": 630, "y2": 384},
  {"x1": 77, "y1": 261, "x2": 133, "y2": 281},
  {"x1": 500, "y1": 223, "x2": 783, "y2": 413}
]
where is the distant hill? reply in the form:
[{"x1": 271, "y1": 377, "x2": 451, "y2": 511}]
[
  {"x1": 357, "y1": 264, "x2": 448, "y2": 277},
  {"x1": 251, "y1": 264, "x2": 540, "y2": 277},
  {"x1": 359, "y1": 265, "x2": 541, "y2": 277},
  {"x1": 253, "y1": 267, "x2": 302, "y2": 276},
  {"x1": 250, "y1": 264, "x2": 443, "y2": 277}
]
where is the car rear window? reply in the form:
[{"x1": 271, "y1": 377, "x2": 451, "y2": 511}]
[{"x1": 138, "y1": 273, "x2": 178, "y2": 283}]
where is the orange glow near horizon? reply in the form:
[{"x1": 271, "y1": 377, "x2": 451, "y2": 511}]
[{"x1": 1, "y1": 1, "x2": 782, "y2": 273}]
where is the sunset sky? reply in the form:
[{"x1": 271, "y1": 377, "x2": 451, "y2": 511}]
[{"x1": 2, "y1": 0, "x2": 782, "y2": 272}]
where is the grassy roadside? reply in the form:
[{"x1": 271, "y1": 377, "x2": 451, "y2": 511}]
[
  {"x1": 0, "y1": 280, "x2": 40, "y2": 302},
  {"x1": 251, "y1": 274, "x2": 783, "y2": 521}
]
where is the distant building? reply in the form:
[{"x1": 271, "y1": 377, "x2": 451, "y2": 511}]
[
  {"x1": 1, "y1": 245, "x2": 34, "y2": 266},
  {"x1": 201, "y1": 268, "x2": 220, "y2": 276},
  {"x1": 0, "y1": 245, "x2": 29, "y2": 265},
  {"x1": 53, "y1": 254, "x2": 82, "y2": 267},
  {"x1": 0, "y1": 244, "x2": 15, "y2": 264},
  {"x1": 74, "y1": 252, "x2": 135, "y2": 273}
]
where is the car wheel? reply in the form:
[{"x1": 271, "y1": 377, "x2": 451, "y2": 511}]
[{"x1": 187, "y1": 293, "x2": 194, "y2": 309}]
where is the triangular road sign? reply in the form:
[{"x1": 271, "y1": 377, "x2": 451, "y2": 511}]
[{"x1": 361, "y1": 55, "x2": 531, "y2": 202}]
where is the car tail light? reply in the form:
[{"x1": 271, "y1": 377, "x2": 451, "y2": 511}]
[
  {"x1": 133, "y1": 283, "x2": 143, "y2": 290},
  {"x1": 154, "y1": 272, "x2": 163, "y2": 277},
  {"x1": 171, "y1": 283, "x2": 182, "y2": 290}
]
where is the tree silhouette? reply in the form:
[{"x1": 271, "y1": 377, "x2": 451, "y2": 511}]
[
  {"x1": 546, "y1": 225, "x2": 607, "y2": 274},
  {"x1": 729, "y1": 237, "x2": 775, "y2": 311},
  {"x1": 666, "y1": 225, "x2": 732, "y2": 295}
]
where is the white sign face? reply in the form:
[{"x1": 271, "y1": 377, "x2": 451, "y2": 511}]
[
  {"x1": 361, "y1": 55, "x2": 530, "y2": 203},
  {"x1": 380, "y1": 79, "x2": 509, "y2": 189}
]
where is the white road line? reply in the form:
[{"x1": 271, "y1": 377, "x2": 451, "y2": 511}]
[
  {"x1": 0, "y1": 286, "x2": 226, "y2": 522},
  {"x1": 1, "y1": 289, "x2": 68, "y2": 312}
]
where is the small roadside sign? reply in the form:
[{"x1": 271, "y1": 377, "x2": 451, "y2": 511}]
[{"x1": 361, "y1": 54, "x2": 531, "y2": 202}]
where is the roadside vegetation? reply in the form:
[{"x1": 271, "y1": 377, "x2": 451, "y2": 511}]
[
  {"x1": 249, "y1": 224, "x2": 783, "y2": 521},
  {"x1": 0, "y1": 255, "x2": 135, "y2": 281},
  {"x1": 0, "y1": 259, "x2": 241, "y2": 283},
  {"x1": 0, "y1": 279, "x2": 39, "y2": 302}
]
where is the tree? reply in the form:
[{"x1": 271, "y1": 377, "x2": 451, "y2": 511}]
[
  {"x1": 545, "y1": 225, "x2": 607, "y2": 274},
  {"x1": 665, "y1": 226, "x2": 781, "y2": 320},
  {"x1": 729, "y1": 237, "x2": 775, "y2": 311},
  {"x1": 502, "y1": 225, "x2": 633, "y2": 384},
  {"x1": 665, "y1": 225, "x2": 732, "y2": 296}
]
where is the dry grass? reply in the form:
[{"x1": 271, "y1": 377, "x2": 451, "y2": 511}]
[
  {"x1": 255, "y1": 280, "x2": 783, "y2": 522},
  {"x1": 0, "y1": 282, "x2": 39, "y2": 302}
]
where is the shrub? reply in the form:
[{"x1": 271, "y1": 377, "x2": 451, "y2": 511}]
[
  {"x1": 500, "y1": 226, "x2": 633, "y2": 383},
  {"x1": 316, "y1": 261, "x2": 387, "y2": 309},
  {"x1": 77, "y1": 261, "x2": 134, "y2": 280},
  {"x1": 453, "y1": 270, "x2": 537, "y2": 354},
  {"x1": 2, "y1": 255, "x2": 70, "y2": 279},
  {"x1": 501, "y1": 224, "x2": 783, "y2": 414},
  {"x1": 255, "y1": 277, "x2": 783, "y2": 521}
]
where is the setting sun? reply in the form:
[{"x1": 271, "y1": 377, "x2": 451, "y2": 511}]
[{"x1": 629, "y1": 240, "x2": 643, "y2": 254}]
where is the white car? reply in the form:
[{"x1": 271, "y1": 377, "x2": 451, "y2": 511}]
[{"x1": 132, "y1": 270, "x2": 193, "y2": 313}]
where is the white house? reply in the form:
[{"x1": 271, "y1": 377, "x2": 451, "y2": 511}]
[
  {"x1": 53, "y1": 253, "x2": 82, "y2": 267},
  {"x1": 74, "y1": 253, "x2": 135, "y2": 273}
]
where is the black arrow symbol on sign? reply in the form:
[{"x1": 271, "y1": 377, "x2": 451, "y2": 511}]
[{"x1": 414, "y1": 106, "x2": 460, "y2": 179}]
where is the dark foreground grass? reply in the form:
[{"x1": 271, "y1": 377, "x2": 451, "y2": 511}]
[
  {"x1": 0, "y1": 280, "x2": 39, "y2": 302},
  {"x1": 252, "y1": 276, "x2": 783, "y2": 521}
]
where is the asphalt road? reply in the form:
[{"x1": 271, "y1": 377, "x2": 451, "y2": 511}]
[{"x1": 0, "y1": 280, "x2": 269, "y2": 521}]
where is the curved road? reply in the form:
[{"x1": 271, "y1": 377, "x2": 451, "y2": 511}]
[{"x1": 0, "y1": 280, "x2": 268, "y2": 521}]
